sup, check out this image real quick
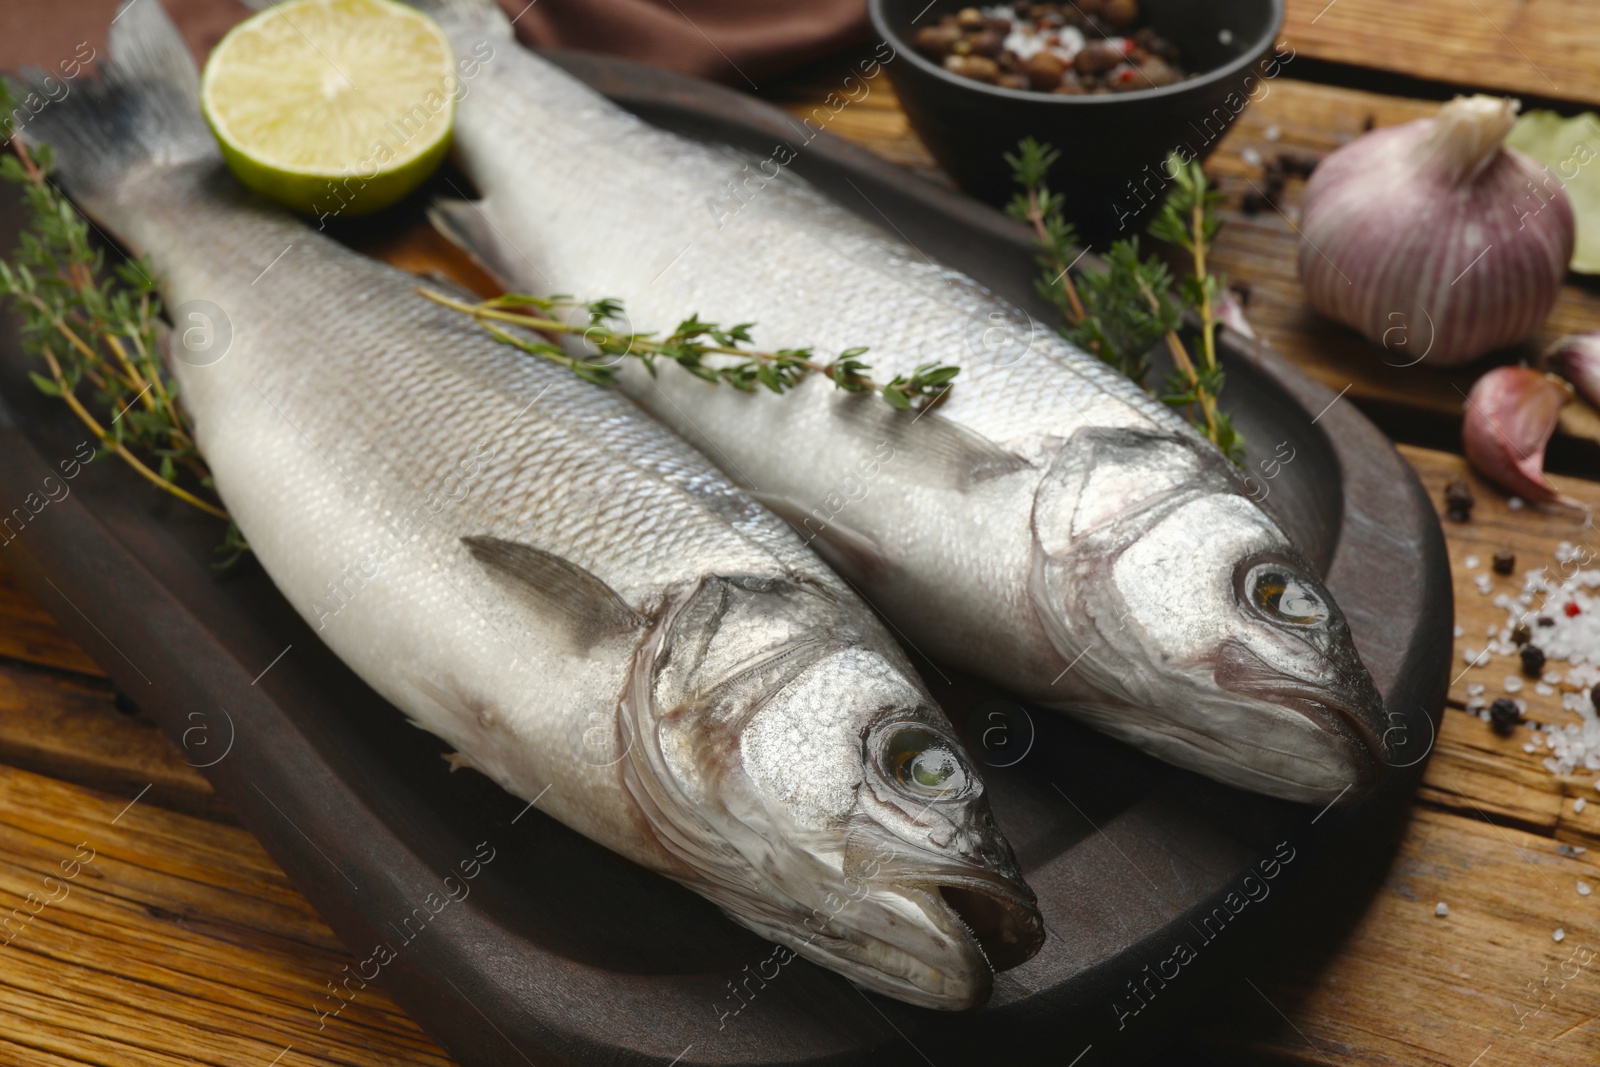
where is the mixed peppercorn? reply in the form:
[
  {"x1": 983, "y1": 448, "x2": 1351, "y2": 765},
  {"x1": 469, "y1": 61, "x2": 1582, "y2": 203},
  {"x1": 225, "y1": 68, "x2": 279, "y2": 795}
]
[{"x1": 912, "y1": 3, "x2": 1193, "y2": 94}]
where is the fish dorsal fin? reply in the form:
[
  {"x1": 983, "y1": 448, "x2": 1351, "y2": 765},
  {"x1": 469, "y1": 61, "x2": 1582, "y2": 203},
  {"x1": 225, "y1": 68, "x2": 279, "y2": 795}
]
[
  {"x1": 462, "y1": 536, "x2": 646, "y2": 648},
  {"x1": 428, "y1": 199, "x2": 528, "y2": 289}
]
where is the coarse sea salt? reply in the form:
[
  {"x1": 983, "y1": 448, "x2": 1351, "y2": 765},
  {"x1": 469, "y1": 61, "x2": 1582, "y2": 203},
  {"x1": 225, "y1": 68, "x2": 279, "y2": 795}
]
[
  {"x1": 1454, "y1": 624, "x2": 1466, "y2": 638},
  {"x1": 1465, "y1": 555, "x2": 1481, "y2": 570},
  {"x1": 1555, "y1": 928, "x2": 1567, "y2": 942},
  {"x1": 1577, "y1": 797, "x2": 1588, "y2": 814},
  {"x1": 1435, "y1": 902, "x2": 1449, "y2": 917},
  {"x1": 1483, "y1": 544, "x2": 1599, "y2": 782},
  {"x1": 1581, "y1": 882, "x2": 1593, "y2": 896}
]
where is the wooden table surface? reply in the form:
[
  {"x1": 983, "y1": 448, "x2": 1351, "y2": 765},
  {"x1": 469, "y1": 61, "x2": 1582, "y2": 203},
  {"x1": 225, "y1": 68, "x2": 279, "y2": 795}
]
[{"x1": 5, "y1": 1, "x2": 1600, "y2": 1064}]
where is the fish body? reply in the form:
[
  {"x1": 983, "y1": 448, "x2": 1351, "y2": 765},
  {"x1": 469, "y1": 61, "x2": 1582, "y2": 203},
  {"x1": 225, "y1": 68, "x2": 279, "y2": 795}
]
[
  {"x1": 18, "y1": 0, "x2": 1043, "y2": 1008},
  {"x1": 421, "y1": 0, "x2": 1392, "y2": 803}
]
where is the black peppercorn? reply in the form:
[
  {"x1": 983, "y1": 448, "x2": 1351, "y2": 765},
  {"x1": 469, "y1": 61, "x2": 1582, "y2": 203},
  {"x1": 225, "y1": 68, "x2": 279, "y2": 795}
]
[
  {"x1": 1489, "y1": 698, "x2": 1523, "y2": 736},
  {"x1": 1511, "y1": 621, "x2": 1532, "y2": 646},
  {"x1": 1444, "y1": 478, "x2": 1474, "y2": 522},
  {"x1": 1493, "y1": 549, "x2": 1515, "y2": 575},
  {"x1": 1520, "y1": 645, "x2": 1546, "y2": 677}
]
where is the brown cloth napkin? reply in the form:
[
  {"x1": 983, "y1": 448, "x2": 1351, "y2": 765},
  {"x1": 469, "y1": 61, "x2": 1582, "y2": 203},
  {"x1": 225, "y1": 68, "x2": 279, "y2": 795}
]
[{"x1": 0, "y1": 0, "x2": 870, "y2": 85}]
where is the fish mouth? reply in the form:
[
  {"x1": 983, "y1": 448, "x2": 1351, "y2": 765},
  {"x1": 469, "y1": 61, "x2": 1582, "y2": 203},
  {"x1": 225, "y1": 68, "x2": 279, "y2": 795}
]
[
  {"x1": 840, "y1": 872, "x2": 1043, "y2": 1010},
  {"x1": 784, "y1": 860, "x2": 1043, "y2": 1010},
  {"x1": 1214, "y1": 642, "x2": 1389, "y2": 797},
  {"x1": 934, "y1": 874, "x2": 1045, "y2": 972}
]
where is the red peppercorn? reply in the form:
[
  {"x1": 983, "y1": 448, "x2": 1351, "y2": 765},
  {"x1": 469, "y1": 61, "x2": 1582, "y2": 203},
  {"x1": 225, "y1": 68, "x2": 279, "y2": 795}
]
[{"x1": 1566, "y1": 602, "x2": 1583, "y2": 617}]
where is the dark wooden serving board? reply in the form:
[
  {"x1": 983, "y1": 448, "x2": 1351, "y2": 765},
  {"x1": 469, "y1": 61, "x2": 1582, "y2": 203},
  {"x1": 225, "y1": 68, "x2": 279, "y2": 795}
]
[{"x1": 0, "y1": 51, "x2": 1452, "y2": 1067}]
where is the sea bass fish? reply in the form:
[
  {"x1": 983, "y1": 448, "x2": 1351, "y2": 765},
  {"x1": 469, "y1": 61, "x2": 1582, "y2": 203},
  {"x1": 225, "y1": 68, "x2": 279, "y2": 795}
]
[
  {"x1": 18, "y1": 0, "x2": 1045, "y2": 1009},
  {"x1": 414, "y1": 0, "x2": 1392, "y2": 805}
]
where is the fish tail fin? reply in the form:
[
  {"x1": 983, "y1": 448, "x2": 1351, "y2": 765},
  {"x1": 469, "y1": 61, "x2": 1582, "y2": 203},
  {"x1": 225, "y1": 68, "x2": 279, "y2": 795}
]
[
  {"x1": 237, "y1": 0, "x2": 513, "y2": 39},
  {"x1": 7, "y1": 0, "x2": 215, "y2": 202}
]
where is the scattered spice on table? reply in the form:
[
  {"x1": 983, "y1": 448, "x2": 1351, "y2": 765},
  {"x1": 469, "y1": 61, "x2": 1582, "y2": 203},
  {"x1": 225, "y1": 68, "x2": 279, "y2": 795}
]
[
  {"x1": 1494, "y1": 549, "x2": 1517, "y2": 575},
  {"x1": 1490, "y1": 697, "x2": 1524, "y2": 736},
  {"x1": 1444, "y1": 478, "x2": 1475, "y2": 522},
  {"x1": 913, "y1": 3, "x2": 1192, "y2": 94},
  {"x1": 1455, "y1": 540, "x2": 1600, "y2": 780}
]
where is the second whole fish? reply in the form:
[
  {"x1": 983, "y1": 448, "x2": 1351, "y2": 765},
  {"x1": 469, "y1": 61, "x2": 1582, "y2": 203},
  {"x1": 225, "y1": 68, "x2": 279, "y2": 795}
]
[{"x1": 417, "y1": 0, "x2": 1394, "y2": 804}]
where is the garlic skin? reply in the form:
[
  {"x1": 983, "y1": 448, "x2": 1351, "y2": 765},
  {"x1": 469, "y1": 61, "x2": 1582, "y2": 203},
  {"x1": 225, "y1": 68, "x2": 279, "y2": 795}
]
[
  {"x1": 1298, "y1": 96, "x2": 1575, "y2": 368},
  {"x1": 1546, "y1": 331, "x2": 1600, "y2": 410},
  {"x1": 1461, "y1": 366, "x2": 1578, "y2": 507}
]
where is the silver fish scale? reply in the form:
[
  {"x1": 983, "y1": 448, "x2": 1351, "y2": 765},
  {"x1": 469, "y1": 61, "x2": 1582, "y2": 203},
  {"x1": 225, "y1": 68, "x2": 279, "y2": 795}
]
[
  {"x1": 133, "y1": 173, "x2": 826, "y2": 600},
  {"x1": 455, "y1": 45, "x2": 1198, "y2": 462}
]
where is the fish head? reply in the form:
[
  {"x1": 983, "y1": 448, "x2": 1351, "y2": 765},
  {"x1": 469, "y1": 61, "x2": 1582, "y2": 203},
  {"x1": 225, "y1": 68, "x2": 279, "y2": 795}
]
[
  {"x1": 634, "y1": 578, "x2": 1042, "y2": 1010},
  {"x1": 1031, "y1": 430, "x2": 1389, "y2": 804}
]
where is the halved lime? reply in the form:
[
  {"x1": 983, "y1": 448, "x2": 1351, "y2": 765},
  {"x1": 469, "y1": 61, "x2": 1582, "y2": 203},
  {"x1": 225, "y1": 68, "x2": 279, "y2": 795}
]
[{"x1": 201, "y1": 0, "x2": 457, "y2": 217}]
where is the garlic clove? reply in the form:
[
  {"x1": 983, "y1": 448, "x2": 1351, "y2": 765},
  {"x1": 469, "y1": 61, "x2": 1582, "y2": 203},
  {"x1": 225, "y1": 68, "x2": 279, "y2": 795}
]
[
  {"x1": 1215, "y1": 287, "x2": 1256, "y2": 340},
  {"x1": 1461, "y1": 366, "x2": 1580, "y2": 508},
  {"x1": 1546, "y1": 331, "x2": 1600, "y2": 410},
  {"x1": 1298, "y1": 95, "x2": 1575, "y2": 368}
]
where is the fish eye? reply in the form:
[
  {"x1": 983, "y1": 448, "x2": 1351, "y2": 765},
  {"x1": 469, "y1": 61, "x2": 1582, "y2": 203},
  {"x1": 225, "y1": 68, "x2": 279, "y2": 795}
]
[
  {"x1": 879, "y1": 725, "x2": 971, "y2": 799},
  {"x1": 1246, "y1": 564, "x2": 1329, "y2": 626}
]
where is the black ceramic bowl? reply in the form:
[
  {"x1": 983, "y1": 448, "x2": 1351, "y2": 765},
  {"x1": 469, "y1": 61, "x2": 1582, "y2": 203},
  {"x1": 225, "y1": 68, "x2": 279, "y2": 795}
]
[{"x1": 870, "y1": 0, "x2": 1287, "y2": 243}]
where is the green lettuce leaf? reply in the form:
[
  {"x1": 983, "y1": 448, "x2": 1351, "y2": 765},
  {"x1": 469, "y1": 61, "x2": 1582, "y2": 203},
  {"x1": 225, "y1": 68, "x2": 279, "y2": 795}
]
[{"x1": 1506, "y1": 109, "x2": 1600, "y2": 274}]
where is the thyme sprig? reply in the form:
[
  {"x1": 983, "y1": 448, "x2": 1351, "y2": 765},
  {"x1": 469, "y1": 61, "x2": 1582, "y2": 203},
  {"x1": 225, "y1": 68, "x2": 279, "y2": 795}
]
[
  {"x1": 0, "y1": 83, "x2": 244, "y2": 564},
  {"x1": 421, "y1": 289, "x2": 959, "y2": 412},
  {"x1": 1006, "y1": 137, "x2": 1244, "y2": 463}
]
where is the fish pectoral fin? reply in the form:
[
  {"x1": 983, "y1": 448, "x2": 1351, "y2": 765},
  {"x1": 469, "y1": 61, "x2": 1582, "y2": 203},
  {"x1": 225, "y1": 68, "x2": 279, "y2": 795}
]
[
  {"x1": 832, "y1": 403, "x2": 1029, "y2": 491},
  {"x1": 746, "y1": 491, "x2": 889, "y2": 581},
  {"x1": 428, "y1": 199, "x2": 523, "y2": 288},
  {"x1": 462, "y1": 535, "x2": 647, "y2": 648},
  {"x1": 442, "y1": 751, "x2": 480, "y2": 774}
]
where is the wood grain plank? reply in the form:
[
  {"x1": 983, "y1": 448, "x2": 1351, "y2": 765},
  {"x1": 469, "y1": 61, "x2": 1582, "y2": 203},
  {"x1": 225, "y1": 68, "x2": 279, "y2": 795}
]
[
  {"x1": 1282, "y1": 0, "x2": 1600, "y2": 107},
  {"x1": 0, "y1": 763, "x2": 454, "y2": 1067},
  {"x1": 0, "y1": 661, "x2": 222, "y2": 822},
  {"x1": 1191, "y1": 805, "x2": 1600, "y2": 1066},
  {"x1": 0, "y1": 555, "x2": 103, "y2": 678}
]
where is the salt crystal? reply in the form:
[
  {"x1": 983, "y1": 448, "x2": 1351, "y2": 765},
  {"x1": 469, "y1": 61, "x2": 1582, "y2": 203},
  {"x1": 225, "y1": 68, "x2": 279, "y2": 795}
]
[
  {"x1": 1467, "y1": 697, "x2": 1487, "y2": 712},
  {"x1": 1525, "y1": 743, "x2": 1537, "y2": 753},
  {"x1": 1435, "y1": 902, "x2": 1449, "y2": 917},
  {"x1": 1218, "y1": 28, "x2": 1234, "y2": 44},
  {"x1": 1463, "y1": 648, "x2": 1484, "y2": 666},
  {"x1": 1505, "y1": 676, "x2": 1524, "y2": 693},
  {"x1": 1264, "y1": 125, "x2": 1282, "y2": 142},
  {"x1": 1241, "y1": 146, "x2": 1264, "y2": 167},
  {"x1": 1544, "y1": 671, "x2": 1563, "y2": 685},
  {"x1": 1537, "y1": 684, "x2": 1556, "y2": 696},
  {"x1": 1454, "y1": 624, "x2": 1466, "y2": 638},
  {"x1": 1580, "y1": 882, "x2": 1592, "y2": 896},
  {"x1": 1468, "y1": 684, "x2": 1486, "y2": 697},
  {"x1": 1577, "y1": 798, "x2": 1588, "y2": 813},
  {"x1": 1476, "y1": 575, "x2": 1493, "y2": 594},
  {"x1": 1554, "y1": 928, "x2": 1567, "y2": 942},
  {"x1": 1510, "y1": 497, "x2": 1526, "y2": 510},
  {"x1": 1465, "y1": 555, "x2": 1481, "y2": 570}
]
